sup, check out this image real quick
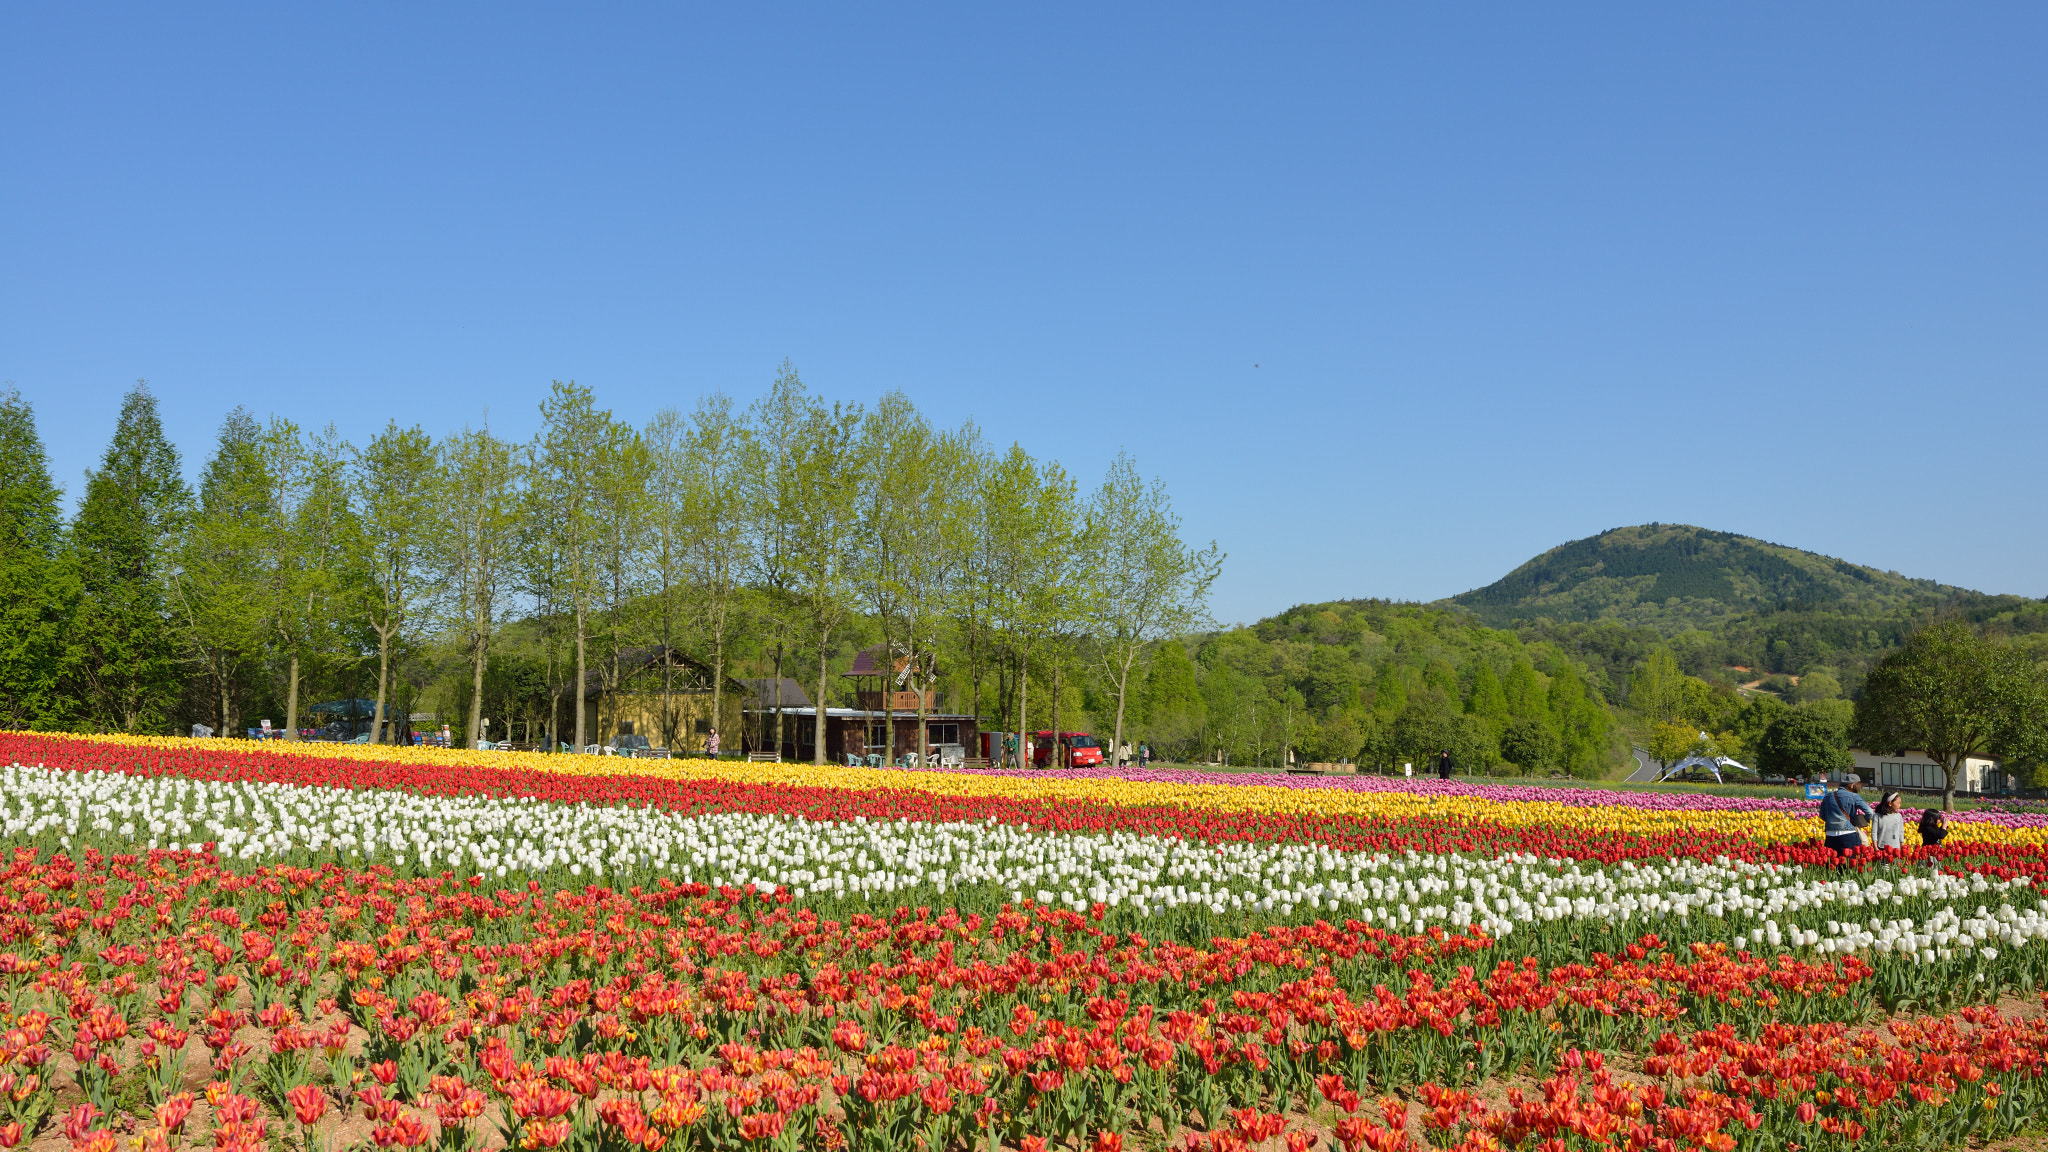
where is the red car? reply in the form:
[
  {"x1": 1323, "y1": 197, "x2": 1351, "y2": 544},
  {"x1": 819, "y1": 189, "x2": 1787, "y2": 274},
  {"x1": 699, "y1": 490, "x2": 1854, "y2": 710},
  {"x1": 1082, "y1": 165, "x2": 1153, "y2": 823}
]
[{"x1": 1031, "y1": 730, "x2": 1103, "y2": 768}]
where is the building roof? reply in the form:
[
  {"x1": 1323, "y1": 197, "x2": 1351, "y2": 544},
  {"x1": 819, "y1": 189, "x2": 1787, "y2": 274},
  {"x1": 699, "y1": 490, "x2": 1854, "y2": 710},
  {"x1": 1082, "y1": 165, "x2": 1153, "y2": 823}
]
[
  {"x1": 739, "y1": 678, "x2": 813, "y2": 710},
  {"x1": 804, "y1": 707, "x2": 984, "y2": 720},
  {"x1": 583, "y1": 645, "x2": 744, "y2": 697},
  {"x1": 844, "y1": 643, "x2": 913, "y2": 680}
]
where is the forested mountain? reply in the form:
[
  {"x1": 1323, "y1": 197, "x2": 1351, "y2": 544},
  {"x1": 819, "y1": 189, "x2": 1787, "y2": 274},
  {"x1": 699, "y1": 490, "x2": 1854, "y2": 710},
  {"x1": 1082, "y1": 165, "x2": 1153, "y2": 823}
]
[
  {"x1": 1450, "y1": 524, "x2": 1960, "y2": 632},
  {"x1": 1441, "y1": 524, "x2": 2044, "y2": 694},
  {"x1": 1139, "y1": 527, "x2": 2046, "y2": 779}
]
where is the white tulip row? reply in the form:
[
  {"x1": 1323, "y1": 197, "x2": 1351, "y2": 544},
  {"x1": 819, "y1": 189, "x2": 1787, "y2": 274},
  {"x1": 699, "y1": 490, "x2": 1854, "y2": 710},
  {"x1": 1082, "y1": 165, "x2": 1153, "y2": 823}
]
[{"x1": 3, "y1": 763, "x2": 2041, "y2": 964}]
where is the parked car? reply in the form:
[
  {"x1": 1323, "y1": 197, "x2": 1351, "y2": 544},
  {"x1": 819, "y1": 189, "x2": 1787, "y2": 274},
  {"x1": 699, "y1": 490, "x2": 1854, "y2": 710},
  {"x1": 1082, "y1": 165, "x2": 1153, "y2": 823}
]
[{"x1": 1031, "y1": 730, "x2": 1103, "y2": 768}]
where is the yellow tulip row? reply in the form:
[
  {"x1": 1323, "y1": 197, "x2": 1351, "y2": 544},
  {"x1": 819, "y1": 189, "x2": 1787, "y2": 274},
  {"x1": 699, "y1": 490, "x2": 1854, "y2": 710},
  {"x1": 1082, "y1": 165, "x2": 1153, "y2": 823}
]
[{"x1": 30, "y1": 730, "x2": 2043, "y2": 851}]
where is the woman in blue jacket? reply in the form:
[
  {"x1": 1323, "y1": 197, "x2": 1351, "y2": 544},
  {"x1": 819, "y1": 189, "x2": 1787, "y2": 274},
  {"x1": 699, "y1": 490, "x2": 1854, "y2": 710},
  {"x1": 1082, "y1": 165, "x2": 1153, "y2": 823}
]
[{"x1": 1818, "y1": 781, "x2": 1875, "y2": 857}]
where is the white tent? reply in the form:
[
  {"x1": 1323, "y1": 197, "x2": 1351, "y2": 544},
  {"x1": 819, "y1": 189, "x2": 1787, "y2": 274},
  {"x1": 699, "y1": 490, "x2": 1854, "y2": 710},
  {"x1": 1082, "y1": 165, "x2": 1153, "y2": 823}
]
[{"x1": 1656, "y1": 755, "x2": 1751, "y2": 784}]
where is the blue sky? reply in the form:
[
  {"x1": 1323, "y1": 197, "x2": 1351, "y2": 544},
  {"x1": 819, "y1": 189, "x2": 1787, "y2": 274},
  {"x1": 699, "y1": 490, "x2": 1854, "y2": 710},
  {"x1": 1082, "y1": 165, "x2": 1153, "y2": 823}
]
[{"x1": 4, "y1": 4, "x2": 2043, "y2": 623}]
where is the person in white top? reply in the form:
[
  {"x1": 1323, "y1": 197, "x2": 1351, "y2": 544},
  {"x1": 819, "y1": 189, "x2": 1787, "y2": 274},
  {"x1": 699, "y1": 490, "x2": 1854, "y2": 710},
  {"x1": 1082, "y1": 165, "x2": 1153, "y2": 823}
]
[{"x1": 1871, "y1": 791, "x2": 1906, "y2": 851}]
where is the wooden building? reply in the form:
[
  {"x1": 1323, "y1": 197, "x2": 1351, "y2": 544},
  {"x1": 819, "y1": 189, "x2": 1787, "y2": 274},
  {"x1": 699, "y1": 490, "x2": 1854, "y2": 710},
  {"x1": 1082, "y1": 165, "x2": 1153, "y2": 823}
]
[
  {"x1": 740, "y1": 651, "x2": 982, "y2": 762},
  {"x1": 582, "y1": 646, "x2": 747, "y2": 753}
]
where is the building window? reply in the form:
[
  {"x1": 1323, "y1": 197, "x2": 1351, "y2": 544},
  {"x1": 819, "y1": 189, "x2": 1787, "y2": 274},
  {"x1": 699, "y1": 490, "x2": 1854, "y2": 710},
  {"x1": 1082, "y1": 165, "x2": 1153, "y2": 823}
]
[
  {"x1": 929, "y1": 723, "x2": 959, "y2": 746},
  {"x1": 866, "y1": 723, "x2": 888, "y2": 749},
  {"x1": 1883, "y1": 761, "x2": 1949, "y2": 791}
]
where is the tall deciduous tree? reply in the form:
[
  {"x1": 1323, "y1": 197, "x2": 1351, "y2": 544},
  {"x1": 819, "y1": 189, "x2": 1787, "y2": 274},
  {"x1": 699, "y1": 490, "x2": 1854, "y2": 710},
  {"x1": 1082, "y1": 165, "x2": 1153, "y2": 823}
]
[
  {"x1": 173, "y1": 409, "x2": 276, "y2": 736},
  {"x1": 1083, "y1": 451, "x2": 1222, "y2": 758},
  {"x1": 744, "y1": 363, "x2": 815, "y2": 756},
  {"x1": 1628, "y1": 648, "x2": 1687, "y2": 723},
  {"x1": 785, "y1": 388, "x2": 861, "y2": 765},
  {"x1": 1467, "y1": 662, "x2": 1509, "y2": 740},
  {"x1": 530, "y1": 381, "x2": 610, "y2": 748},
  {"x1": 436, "y1": 426, "x2": 521, "y2": 748},
  {"x1": 272, "y1": 424, "x2": 360, "y2": 741},
  {"x1": 354, "y1": 423, "x2": 436, "y2": 744},
  {"x1": 592, "y1": 422, "x2": 652, "y2": 728},
  {"x1": 970, "y1": 444, "x2": 1074, "y2": 765},
  {"x1": 1853, "y1": 622, "x2": 2043, "y2": 810},
  {"x1": 857, "y1": 394, "x2": 973, "y2": 763},
  {"x1": 0, "y1": 389, "x2": 75, "y2": 728},
  {"x1": 666, "y1": 396, "x2": 752, "y2": 750},
  {"x1": 68, "y1": 383, "x2": 188, "y2": 732},
  {"x1": 971, "y1": 445, "x2": 1037, "y2": 760},
  {"x1": 1646, "y1": 720, "x2": 1702, "y2": 772}
]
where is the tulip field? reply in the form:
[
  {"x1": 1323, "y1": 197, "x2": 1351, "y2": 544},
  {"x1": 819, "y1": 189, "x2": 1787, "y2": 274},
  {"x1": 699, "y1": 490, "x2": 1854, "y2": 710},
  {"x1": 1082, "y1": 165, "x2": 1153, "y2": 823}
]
[{"x1": 10, "y1": 733, "x2": 2048, "y2": 1150}]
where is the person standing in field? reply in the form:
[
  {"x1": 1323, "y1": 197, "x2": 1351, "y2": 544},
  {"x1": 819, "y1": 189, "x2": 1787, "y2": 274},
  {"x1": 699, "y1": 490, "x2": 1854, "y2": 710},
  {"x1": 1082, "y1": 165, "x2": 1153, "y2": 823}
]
[
  {"x1": 1871, "y1": 791, "x2": 1906, "y2": 851},
  {"x1": 705, "y1": 728, "x2": 720, "y2": 757},
  {"x1": 1818, "y1": 781, "x2": 1874, "y2": 858},
  {"x1": 1437, "y1": 750, "x2": 1454, "y2": 780}
]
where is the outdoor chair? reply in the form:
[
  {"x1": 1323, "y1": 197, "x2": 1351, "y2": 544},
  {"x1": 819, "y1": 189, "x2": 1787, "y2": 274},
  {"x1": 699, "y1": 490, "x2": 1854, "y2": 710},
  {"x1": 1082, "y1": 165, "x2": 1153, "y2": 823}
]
[{"x1": 865, "y1": 754, "x2": 883, "y2": 769}]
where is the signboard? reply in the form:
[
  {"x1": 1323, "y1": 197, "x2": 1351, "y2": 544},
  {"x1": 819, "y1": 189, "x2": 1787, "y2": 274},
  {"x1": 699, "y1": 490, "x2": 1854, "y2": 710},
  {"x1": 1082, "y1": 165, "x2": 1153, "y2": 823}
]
[
  {"x1": 408, "y1": 713, "x2": 436, "y2": 722},
  {"x1": 1804, "y1": 783, "x2": 1826, "y2": 801}
]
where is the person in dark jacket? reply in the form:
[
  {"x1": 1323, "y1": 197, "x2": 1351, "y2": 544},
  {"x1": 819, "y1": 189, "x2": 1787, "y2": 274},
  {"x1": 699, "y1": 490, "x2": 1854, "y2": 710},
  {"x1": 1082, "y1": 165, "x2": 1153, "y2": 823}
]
[
  {"x1": 1918, "y1": 806, "x2": 1948, "y2": 847},
  {"x1": 1437, "y1": 750, "x2": 1454, "y2": 780}
]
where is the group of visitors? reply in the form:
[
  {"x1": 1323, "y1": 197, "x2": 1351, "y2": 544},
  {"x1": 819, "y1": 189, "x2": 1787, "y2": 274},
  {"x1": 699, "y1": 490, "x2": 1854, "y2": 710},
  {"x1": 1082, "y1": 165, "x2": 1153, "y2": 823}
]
[{"x1": 1817, "y1": 778, "x2": 1948, "y2": 857}]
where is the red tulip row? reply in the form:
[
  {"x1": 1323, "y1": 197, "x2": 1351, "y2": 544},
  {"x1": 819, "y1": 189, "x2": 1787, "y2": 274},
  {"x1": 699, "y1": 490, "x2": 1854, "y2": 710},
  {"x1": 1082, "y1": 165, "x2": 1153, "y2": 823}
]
[{"x1": 1406, "y1": 1005, "x2": 2048, "y2": 1152}]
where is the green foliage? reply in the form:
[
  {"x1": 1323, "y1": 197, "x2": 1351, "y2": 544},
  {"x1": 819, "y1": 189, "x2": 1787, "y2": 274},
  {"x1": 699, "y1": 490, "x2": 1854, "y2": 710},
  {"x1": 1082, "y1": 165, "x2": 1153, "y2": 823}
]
[
  {"x1": 1721, "y1": 694, "x2": 1788, "y2": 765},
  {"x1": 1498, "y1": 716, "x2": 1560, "y2": 772},
  {"x1": 1467, "y1": 662, "x2": 1507, "y2": 733},
  {"x1": 1755, "y1": 706, "x2": 1853, "y2": 779},
  {"x1": 1547, "y1": 660, "x2": 1614, "y2": 774},
  {"x1": 1853, "y1": 622, "x2": 2045, "y2": 806},
  {"x1": 1646, "y1": 722, "x2": 1700, "y2": 768},
  {"x1": 0, "y1": 389, "x2": 75, "y2": 728},
  {"x1": 173, "y1": 409, "x2": 279, "y2": 735},
  {"x1": 1378, "y1": 692, "x2": 1491, "y2": 775},
  {"x1": 1792, "y1": 669, "x2": 1843, "y2": 702},
  {"x1": 66, "y1": 384, "x2": 188, "y2": 733},
  {"x1": 1129, "y1": 600, "x2": 1620, "y2": 776},
  {"x1": 1627, "y1": 648, "x2": 1687, "y2": 723}
]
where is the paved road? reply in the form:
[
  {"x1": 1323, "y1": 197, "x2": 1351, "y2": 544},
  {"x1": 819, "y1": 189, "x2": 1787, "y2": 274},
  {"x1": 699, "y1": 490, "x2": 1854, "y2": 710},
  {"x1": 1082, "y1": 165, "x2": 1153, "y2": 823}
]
[{"x1": 1625, "y1": 746, "x2": 1662, "y2": 783}]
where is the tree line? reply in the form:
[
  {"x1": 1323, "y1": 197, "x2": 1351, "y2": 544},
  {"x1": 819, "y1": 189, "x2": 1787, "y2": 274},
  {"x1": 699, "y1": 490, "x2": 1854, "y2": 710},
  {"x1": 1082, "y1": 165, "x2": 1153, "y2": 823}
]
[
  {"x1": 1120, "y1": 600, "x2": 1627, "y2": 776},
  {"x1": 1627, "y1": 623, "x2": 2047, "y2": 807},
  {"x1": 0, "y1": 369, "x2": 1220, "y2": 763}
]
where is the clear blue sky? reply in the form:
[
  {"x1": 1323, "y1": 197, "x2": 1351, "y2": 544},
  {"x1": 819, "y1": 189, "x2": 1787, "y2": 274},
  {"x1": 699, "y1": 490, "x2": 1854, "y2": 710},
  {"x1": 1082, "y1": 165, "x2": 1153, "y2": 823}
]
[{"x1": 4, "y1": 4, "x2": 2043, "y2": 623}]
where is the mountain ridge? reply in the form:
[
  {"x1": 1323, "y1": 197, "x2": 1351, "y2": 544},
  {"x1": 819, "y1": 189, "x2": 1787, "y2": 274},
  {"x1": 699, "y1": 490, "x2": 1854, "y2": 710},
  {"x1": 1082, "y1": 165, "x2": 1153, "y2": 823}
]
[{"x1": 1438, "y1": 524, "x2": 1969, "y2": 636}]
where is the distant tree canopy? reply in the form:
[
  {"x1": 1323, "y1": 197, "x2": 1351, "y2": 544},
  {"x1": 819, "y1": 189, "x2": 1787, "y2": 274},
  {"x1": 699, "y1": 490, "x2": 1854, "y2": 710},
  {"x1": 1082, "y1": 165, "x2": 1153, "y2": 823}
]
[
  {"x1": 1754, "y1": 707, "x2": 1854, "y2": 780},
  {"x1": 1116, "y1": 600, "x2": 1625, "y2": 776},
  {"x1": 1852, "y1": 622, "x2": 2047, "y2": 809}
]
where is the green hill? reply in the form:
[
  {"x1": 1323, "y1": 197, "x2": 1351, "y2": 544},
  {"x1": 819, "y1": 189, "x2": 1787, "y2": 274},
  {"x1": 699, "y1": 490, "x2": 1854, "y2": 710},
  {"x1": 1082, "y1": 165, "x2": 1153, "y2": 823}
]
[{"x1": 1445, "y1": 524, "x2": 1962, "y2": 634}]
